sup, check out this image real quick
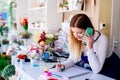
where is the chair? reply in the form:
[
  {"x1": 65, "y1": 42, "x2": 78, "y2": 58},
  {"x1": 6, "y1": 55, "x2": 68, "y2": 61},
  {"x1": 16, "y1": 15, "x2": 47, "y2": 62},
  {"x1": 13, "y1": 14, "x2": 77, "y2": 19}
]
[{"x1": 99, "y1": 52, "x2": 120, "y2": 79}]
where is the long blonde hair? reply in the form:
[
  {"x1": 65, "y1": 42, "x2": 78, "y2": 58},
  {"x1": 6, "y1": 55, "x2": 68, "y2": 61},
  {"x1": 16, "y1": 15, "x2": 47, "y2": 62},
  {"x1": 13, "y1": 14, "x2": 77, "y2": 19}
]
[{"x1": 68, "y1": 28, "x2": 83, "y2": 61}]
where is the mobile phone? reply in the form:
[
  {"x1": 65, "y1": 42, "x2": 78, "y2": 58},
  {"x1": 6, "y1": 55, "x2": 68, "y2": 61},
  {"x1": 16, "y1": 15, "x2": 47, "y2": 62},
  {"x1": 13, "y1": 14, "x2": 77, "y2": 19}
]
[{"x1": 82, "y1": 27, "x2": 94, "y2": 45}]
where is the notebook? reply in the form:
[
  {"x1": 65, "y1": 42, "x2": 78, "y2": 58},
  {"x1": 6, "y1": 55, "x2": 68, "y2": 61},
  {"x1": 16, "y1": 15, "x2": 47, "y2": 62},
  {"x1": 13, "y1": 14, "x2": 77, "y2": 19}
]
[{"x1": 50, "y1": 65, "x2": 91, "y2": 79}]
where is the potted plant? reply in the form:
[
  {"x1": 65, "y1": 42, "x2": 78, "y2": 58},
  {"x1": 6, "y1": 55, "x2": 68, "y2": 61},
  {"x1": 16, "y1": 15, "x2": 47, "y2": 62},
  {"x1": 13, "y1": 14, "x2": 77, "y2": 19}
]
[
  {"x1": 13, "y1": 39, "x2": 24, "y2": 46},
  {"x1": 2, "y1": 39, "x2": 9, "y2": 45},
  {"x1": 1, "y1": 39, "x2": 9, "y2": 53},
  {"x1": 59, "y1": 1, "x2": 69, "y2": 11},
  {"x1": 0, "y1": 54, "x2": 11, "y2": 76},
  {"x1": 19, "y1": 17, "x2": 32, "y2": 39},
  {"x1": 59, "y1": 3, "x2": 63, "y2": 10},
  {"x1": 2, "y1": 64, "x2": 15, "y2": 80},
  {"x1": 17, "y1": 54, "x2": 28, "y2": 65}
]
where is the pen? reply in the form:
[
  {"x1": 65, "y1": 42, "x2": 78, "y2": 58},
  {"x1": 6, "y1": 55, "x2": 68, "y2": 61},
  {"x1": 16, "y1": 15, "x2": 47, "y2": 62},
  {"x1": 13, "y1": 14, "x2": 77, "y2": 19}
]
[{"x1": 50, "y1": 65, "x2": 56, "y2": 69}]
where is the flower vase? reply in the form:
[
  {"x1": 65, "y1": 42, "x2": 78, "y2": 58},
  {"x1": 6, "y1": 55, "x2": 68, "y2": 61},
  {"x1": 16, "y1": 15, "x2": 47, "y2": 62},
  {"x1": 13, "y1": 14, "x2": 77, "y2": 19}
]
[
  {"x1": 2, "y1": 44, "x2": 8, "y2": 52},
  {"x1": 23, "y1": 24, "x2": 28, "y2": 31},
  {"x1": 20, "y1": 59, "x2": 24, "y2": 67},
  {"x1": 30, "y1": 58, "x2": 35, "y2": 65},
  {"x1": 11, "y1": 55, "x2": 17, "y2": 65}
]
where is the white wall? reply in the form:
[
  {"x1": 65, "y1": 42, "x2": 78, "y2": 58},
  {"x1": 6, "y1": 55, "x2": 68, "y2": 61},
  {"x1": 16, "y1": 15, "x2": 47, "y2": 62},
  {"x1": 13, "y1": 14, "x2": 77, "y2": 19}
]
[{"x1": 110, "y1": 0, "x2": 120, "y2": 57}]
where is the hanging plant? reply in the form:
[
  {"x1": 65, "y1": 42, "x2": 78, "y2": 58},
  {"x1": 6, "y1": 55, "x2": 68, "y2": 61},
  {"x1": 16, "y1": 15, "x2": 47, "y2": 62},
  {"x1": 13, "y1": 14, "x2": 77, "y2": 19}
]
[{"x1": 8, "y1": 2, "x2": 14, "y2": 28}]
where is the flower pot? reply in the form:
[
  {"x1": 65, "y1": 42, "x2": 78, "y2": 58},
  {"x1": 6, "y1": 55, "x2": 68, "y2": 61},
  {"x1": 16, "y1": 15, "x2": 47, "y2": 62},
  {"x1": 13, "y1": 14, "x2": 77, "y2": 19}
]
[
  {"x1": 20, "y1": 59, "x2": 24, "y2": 67},
  {"x1": 2, "y1": 45, "x2": 8, "y2": 52},
  {"x1": 11, "y1": 55, "x2": 17, "y2": 65}
]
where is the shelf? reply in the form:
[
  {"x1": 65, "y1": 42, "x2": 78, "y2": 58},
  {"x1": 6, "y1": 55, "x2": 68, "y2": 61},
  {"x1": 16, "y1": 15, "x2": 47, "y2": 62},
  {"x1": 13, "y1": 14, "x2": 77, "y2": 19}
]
[
  {"x1": 57, "y1": 10, "x2": 72, "y2": 12},
  {"x1": 28, "y1": 7, "x2": 46, "y2": 11},
  {"x1": 28, "y1": 0, "x2": 62, "y2": 33},
  {"x1": 29, "y1": 27, "x2": 41, "y2": 30},
  {"x1": 57, "y1": 0, "x2": 85, "y2": 13}
]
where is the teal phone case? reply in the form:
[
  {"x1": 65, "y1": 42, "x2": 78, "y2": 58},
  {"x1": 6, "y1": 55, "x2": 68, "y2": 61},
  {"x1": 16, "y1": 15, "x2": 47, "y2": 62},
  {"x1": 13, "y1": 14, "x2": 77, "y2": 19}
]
[{"x1": 82, "y1": 27, "x2": 93, "y2": 45}]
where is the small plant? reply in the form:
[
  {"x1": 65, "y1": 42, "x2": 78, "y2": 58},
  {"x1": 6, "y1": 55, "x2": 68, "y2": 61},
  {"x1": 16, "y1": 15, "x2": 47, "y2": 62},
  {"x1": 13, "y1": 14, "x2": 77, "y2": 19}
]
[
  {"x1": 0, "y1": 54, "x2": 11, "y2": 73},
  {"x1": 13, "y1": 39, "x2": 24, "y2": 45},
  {"x1": 63, "y1": 1, "x2": 68, "y2": 6},
  {"x1": 2, "y1": 65, "x2": 15, "y2": 80},
  {"x1": 2, "y1": 39, "x2": 9, "y2": 45},
  {"x1": 59, "y1": 3, "x2": 63, "y2": 7},
  {"x1": 19, "y1": 32, "x2": 32, "y2": 39},
  {"x1": 59, "y1": 1, "x2": 68, "y2": 10},
  {"x1": 20, "y1": 17, "x2": 28, "y2": 32}
]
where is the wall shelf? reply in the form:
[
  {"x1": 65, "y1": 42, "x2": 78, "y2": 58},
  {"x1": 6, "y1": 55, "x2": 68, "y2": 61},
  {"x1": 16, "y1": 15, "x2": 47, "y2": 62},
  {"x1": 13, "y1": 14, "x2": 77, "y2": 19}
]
[{"x1": 57, "y1": 0, "x2": 85, "y2": 13}]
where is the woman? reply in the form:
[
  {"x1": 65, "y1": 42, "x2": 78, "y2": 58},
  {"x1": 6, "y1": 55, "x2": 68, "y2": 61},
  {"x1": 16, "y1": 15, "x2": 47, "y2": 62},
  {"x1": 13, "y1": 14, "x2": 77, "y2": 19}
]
[{"x1": 56, "y1": 14, "x2": 120, "y2": 79}]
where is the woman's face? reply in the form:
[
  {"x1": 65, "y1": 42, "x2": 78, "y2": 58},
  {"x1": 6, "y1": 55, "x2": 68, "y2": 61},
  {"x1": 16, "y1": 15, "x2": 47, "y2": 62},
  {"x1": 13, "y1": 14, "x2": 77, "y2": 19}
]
[{"x1": 71, "y1": 27, "x2": 85, "y2": 41}]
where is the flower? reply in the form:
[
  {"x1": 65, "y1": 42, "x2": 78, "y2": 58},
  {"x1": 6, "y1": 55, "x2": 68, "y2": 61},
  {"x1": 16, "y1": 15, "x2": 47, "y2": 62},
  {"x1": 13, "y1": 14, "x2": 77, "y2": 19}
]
[
  {"x1": 20, "y1": 17, "x2": 28, "y2": 31},
  {"x1": 2, "y1": 39, "x2": 9, "y2": 45},
  {"x1": 17, "y1": 54, "x2": 27, "y2": 60},
  {"x1": 19, "y1": 17, "x2": 32, "y2": 39},
  {"x1": 37, "y1": 31, "x2": 58, "y2": 46},
  {"x1": 28, "y1": 45, "x2": 41, "y2": 59},
  {"x1": 0, "y1": 26, "x2": 9, "y2": 36},
  {"x1": 20, "y1": 32, "x2": 32, "y2": 39}
]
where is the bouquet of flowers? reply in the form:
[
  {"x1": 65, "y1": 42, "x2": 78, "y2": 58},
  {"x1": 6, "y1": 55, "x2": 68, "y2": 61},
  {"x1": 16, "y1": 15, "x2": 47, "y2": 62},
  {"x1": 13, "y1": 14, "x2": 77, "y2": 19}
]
[
  {"x1": 2, "y1": 39, "x2": 9, "y2": 45},
  {"x1": 20, "y1": 17, "x2": 28, "y2": 32},
  {"x1": 17, "y1": 54, "x2": 27, "y2": 60},
  {"x1": 19, "y1": 17, "x2": 32, "y2": 39},
  {"x1": 28, "y1": 45, "x2": 40, "y2": 60},
  {"x1": 38, "y1": 31, "x2": 58, "y2": 47}
]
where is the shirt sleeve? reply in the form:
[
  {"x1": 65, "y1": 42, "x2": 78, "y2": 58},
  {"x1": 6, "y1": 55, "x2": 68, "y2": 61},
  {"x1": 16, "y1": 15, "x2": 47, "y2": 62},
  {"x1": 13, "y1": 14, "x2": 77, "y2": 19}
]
[
  {"x1": 62, "y1": 54, "x2": 77, "y2": 69},
  {"x1": 86, "y1": 34, "x2": 108, "y2": 73}
]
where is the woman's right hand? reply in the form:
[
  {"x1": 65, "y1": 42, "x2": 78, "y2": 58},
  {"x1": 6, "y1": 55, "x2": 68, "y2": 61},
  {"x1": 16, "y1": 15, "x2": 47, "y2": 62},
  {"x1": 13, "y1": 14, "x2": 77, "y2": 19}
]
[{"x1": 55, "y1": 63, "x2": 65, "y2": 72}]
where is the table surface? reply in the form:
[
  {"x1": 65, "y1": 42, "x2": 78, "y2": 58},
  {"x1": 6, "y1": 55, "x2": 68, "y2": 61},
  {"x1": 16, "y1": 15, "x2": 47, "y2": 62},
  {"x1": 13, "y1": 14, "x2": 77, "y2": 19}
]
[{"x1": 14, "y1": 60, "x2": 115, "y2": 80}]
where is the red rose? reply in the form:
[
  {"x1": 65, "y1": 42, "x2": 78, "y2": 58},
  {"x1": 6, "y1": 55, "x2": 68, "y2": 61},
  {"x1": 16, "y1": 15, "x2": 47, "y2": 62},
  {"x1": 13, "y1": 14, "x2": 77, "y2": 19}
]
[
  {"x1": 17, "y1": 54, "x2": 27, "y2": 59},
  {"x1": 22, "y1": 55, "x2": 27, "y2": 59},
  {"x1": 18, "y1": 55, "x2": 22, "y2": 59},
  {"x1": 20, "y1": 18, "x2": 28, "y2": 26}
]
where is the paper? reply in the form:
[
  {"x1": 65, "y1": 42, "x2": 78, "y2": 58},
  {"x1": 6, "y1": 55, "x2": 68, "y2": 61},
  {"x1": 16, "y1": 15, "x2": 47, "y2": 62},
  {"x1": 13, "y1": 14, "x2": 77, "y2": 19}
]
[{"x1": 50, "y1": 66, "x2": 91, "y2": 79}]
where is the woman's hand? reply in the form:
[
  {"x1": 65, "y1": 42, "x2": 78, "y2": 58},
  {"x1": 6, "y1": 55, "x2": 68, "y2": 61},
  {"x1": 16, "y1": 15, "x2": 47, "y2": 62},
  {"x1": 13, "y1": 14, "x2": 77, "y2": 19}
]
[
  {"x1": 56, "y1": 63, "x2": 65, "y2": 72},
  {"x1": 82, "y1": 35, "x2": 94, "y2": 50}
]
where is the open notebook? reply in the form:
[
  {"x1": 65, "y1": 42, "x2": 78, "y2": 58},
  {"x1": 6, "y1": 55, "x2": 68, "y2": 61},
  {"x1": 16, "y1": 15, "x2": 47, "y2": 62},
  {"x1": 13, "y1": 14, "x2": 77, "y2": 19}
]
[{"x1": 50, "y1": 65, "x2": 91, "y2": 79}]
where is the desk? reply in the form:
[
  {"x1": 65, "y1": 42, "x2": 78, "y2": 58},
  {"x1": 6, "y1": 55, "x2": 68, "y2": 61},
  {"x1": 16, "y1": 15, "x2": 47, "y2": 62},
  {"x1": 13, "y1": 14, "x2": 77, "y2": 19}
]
[
  {"x1": 15, "y1": 61, "x2": 115, "y2": 80},
  {"x1": 71, "y1": 73, "x2": 115, "y2": 80}
]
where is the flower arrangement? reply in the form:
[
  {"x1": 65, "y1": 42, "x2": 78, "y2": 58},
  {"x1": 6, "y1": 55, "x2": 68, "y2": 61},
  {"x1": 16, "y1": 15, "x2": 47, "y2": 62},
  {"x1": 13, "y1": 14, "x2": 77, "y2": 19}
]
[
  {"x1": 38, "y1": 31, "x2": 58, "y2": 47},
  {"x1": 19, "y1": 32, "x2": 32, "y2": 39},
  {"x1": 0, "y1": 26, "x2": 9, "y2": 36},
  {"x1": 17, "y1": 54, "x2": 27, "y2": 60},
  {"x1": 20, "y1": 17, "x2": 28, "y2": 31},
  {"x1": 28, "y1": 45, "x2": 41, "y2": 59},
  {"x1": 59, "y1": 1, "x2": 68, "y2": 10},
  {"x1": 2, "y1": 39, "x2": 9, "y2": 45},
  {"x1": 19, "y1": 17, "x2": 32, "y2": 39},
  {"x1": 13, "y1": 39, "x2": 24, "y2": 45}
]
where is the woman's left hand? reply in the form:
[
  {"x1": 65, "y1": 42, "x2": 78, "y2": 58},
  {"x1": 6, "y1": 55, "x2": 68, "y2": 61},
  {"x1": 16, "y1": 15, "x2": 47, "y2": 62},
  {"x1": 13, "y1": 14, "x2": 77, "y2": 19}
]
[{"x1": 82, "y1": 35, "x2": 94, "y2": 50}]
